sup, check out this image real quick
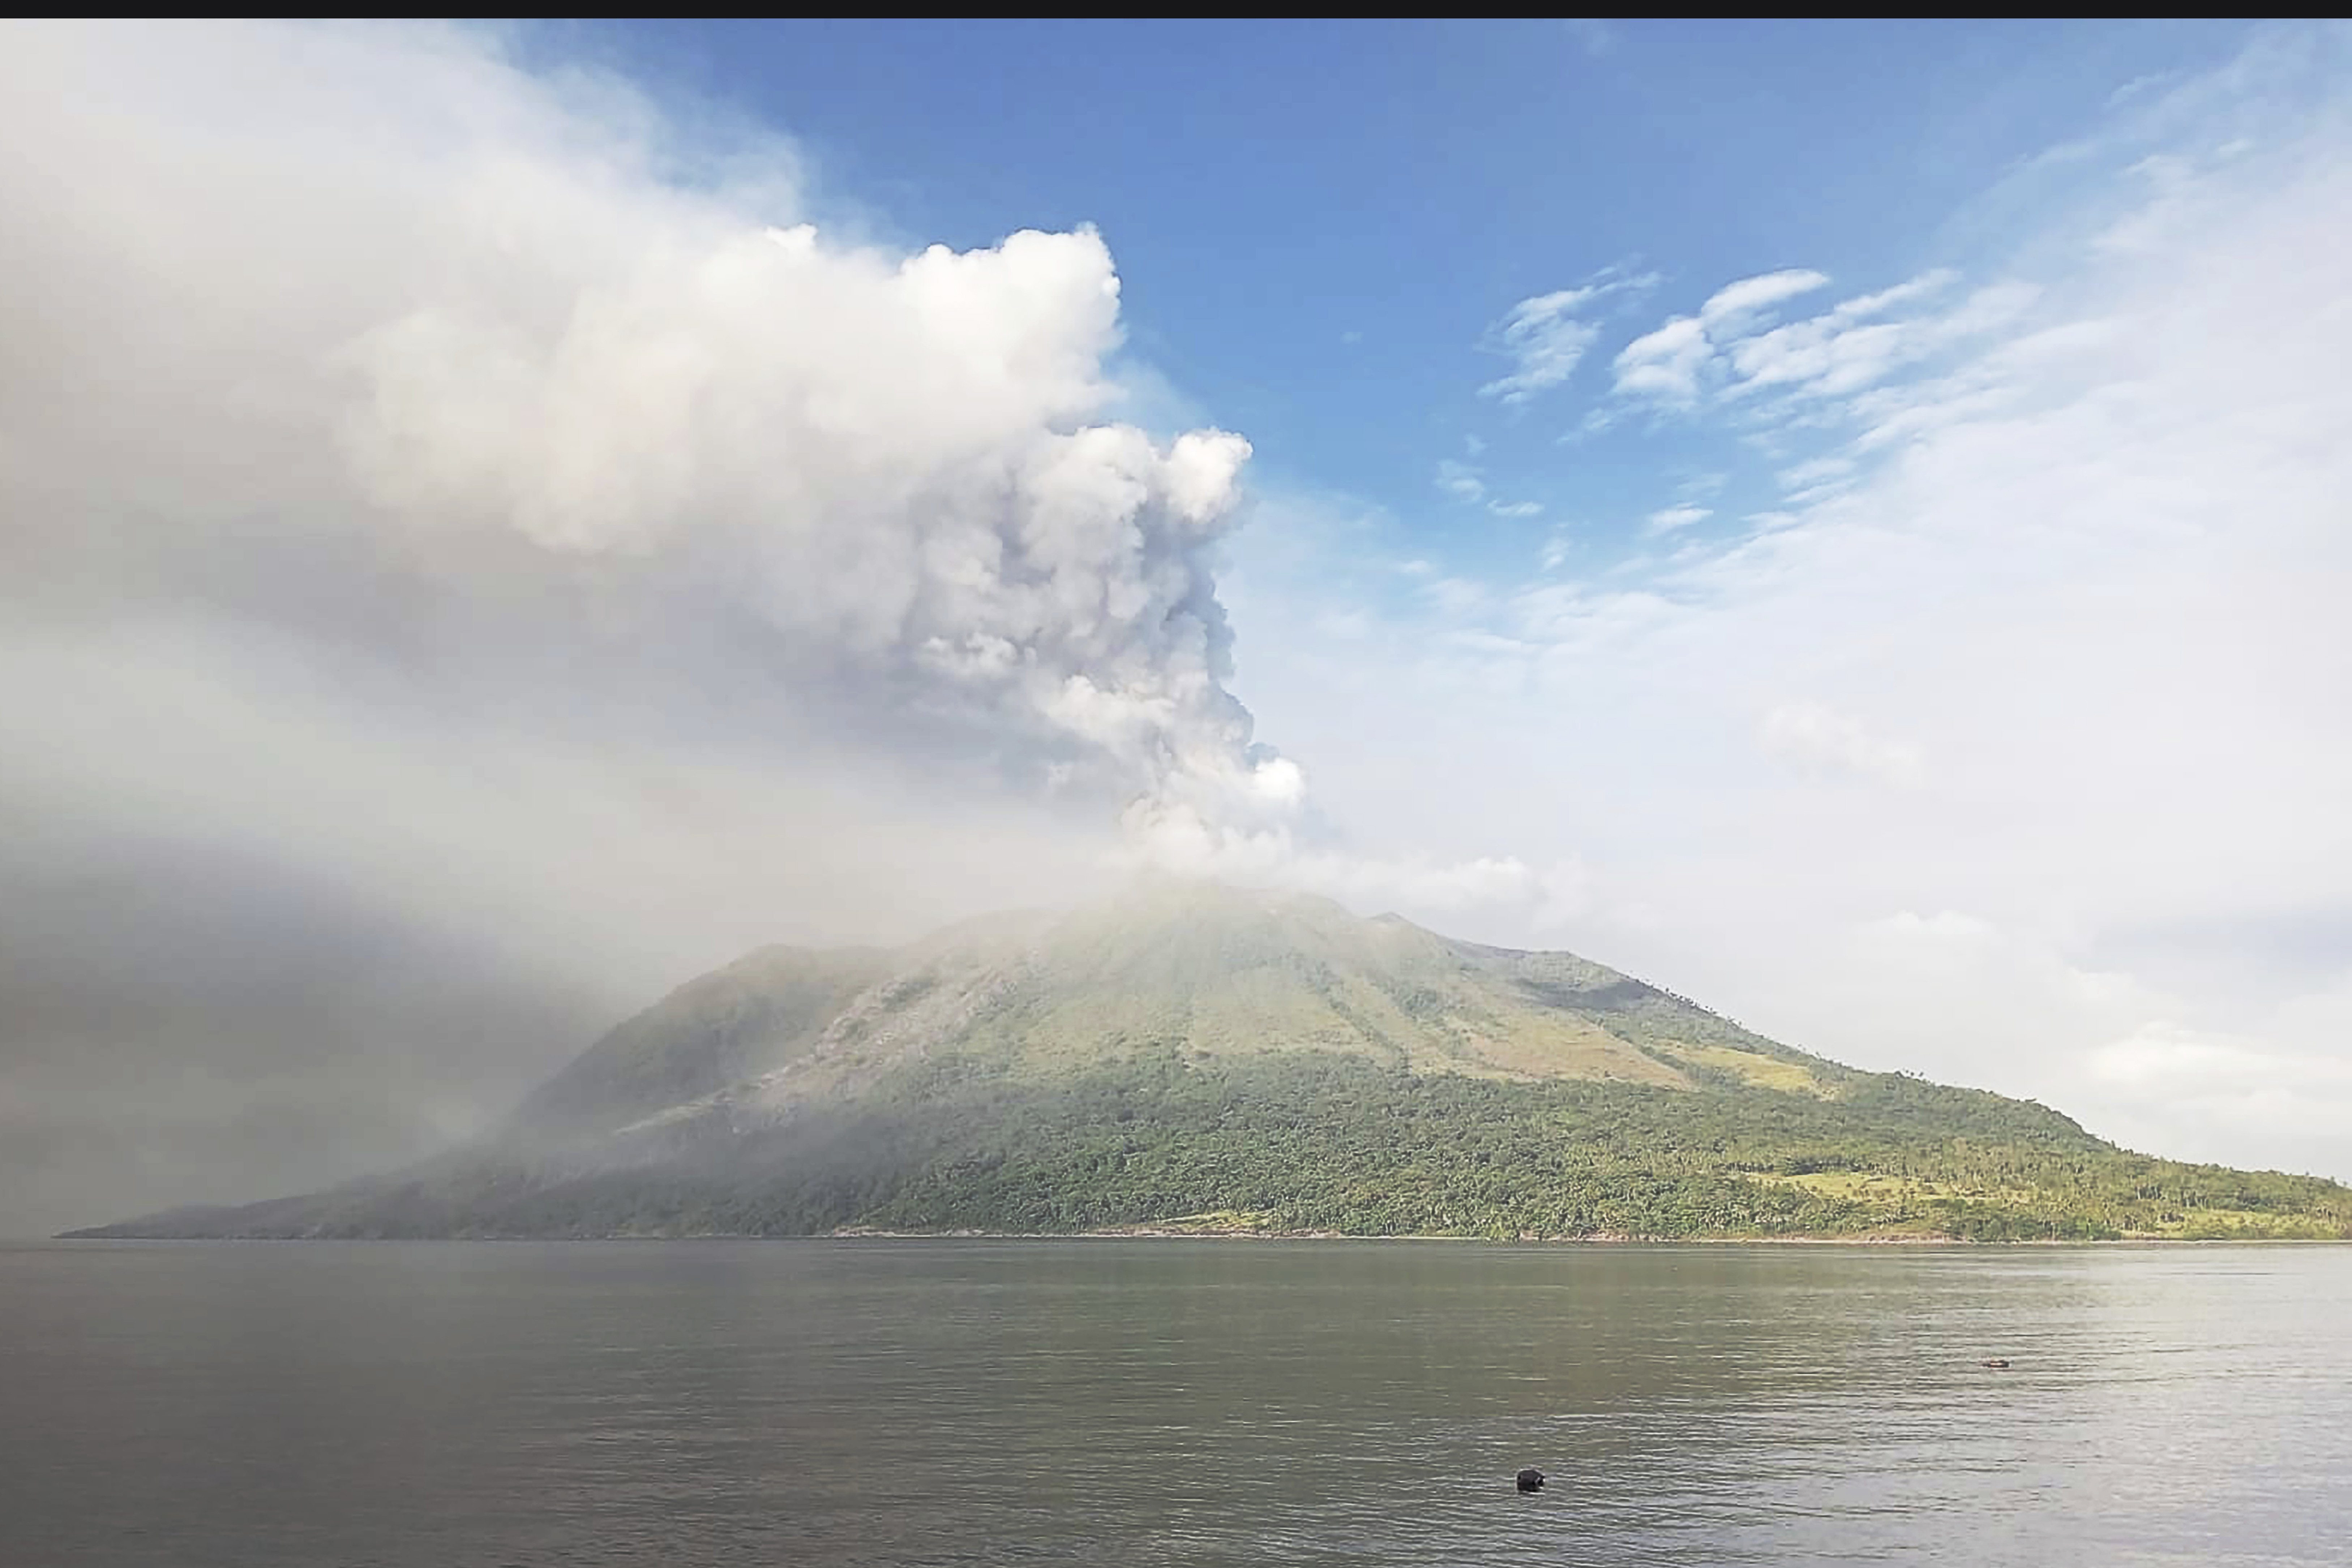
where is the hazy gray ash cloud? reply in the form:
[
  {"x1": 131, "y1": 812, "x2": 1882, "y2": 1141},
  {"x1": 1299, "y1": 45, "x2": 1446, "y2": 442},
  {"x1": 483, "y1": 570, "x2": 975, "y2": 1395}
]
[{"x1": 0, "y1": 20, "x2": 1431, "y2": 1231}]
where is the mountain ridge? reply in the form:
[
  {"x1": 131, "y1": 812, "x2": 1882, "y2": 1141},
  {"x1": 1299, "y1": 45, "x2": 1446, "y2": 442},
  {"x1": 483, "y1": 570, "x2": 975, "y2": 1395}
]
[{"x1": 64, "y1": 882, "x2": 2352, "y2": 1242}]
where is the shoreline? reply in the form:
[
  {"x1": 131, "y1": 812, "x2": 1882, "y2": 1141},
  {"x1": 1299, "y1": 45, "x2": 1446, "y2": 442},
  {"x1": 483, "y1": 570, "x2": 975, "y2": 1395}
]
[
  {"x1": 828, "y1": 1229, "x2": 1954, "y2": 1244},
  {"x1": 45, "y1": 1229, "x2": 2352, "y2": 1246},
  {"x1": 822, "y1": 1226, "x2": 2348, "y2": 1246}
]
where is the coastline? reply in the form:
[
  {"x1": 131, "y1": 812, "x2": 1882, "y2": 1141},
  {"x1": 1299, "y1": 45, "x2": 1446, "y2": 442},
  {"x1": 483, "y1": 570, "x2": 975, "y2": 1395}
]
[
  {"x1": 823, "y1": 1226, "x2": 2347, "y2": 1246},
  {"x1": 48, "y1": 1227, "x2": 2352, "y2": 1244}
]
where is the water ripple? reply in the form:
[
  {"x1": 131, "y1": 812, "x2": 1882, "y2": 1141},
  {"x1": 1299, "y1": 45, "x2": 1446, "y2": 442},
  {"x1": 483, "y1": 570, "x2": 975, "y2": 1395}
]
[{"x1": 1, "y1": 1241, "x2": 2347, "y2": 1567}]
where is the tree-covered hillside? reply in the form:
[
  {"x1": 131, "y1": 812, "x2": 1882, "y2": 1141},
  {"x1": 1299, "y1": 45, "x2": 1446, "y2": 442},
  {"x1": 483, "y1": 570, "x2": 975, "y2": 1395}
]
[
  {"x1": 72, "y1": 1051, "x2": 2352, "y2": 1242},
  {"x1": 64, "y1": 885, "x2": 2352, "y2": 1242}
]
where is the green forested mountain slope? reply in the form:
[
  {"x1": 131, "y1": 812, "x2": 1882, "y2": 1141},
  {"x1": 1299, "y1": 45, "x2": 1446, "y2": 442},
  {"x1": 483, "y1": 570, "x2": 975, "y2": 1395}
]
[{"x1": 67, "y1": 883, "x2": 2352, "y2": 1242}]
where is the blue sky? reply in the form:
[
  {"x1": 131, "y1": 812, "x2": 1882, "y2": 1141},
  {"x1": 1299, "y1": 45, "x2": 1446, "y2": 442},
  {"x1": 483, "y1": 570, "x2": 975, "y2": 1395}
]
[
  {"x1": 557, "y1": 18, "x2": 2257, "y2": 585},
  {"x1": 3, "y1": 20, "x2": 2348, "y2": 1226}
]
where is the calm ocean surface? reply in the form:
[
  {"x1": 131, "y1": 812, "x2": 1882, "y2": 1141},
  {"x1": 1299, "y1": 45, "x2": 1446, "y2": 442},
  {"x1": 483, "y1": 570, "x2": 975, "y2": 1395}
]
[{"x1": 1, "y1": 1239, "x2": 2345, "y2": 1566}]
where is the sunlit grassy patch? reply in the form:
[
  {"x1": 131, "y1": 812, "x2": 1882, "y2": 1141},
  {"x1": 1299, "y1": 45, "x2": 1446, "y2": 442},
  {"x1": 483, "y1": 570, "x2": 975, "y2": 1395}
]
[
  {"x1": 2133, "y1": 1208, "x2": 2346, "y2": 1239},
  {"x1": 1749, "y1": 1170, "x2": 2028, "y2": 1204},
  {"x1": 1147, "y1": 1209, "x2": 1278, "y2": 1233},
  {"x1": 1654, "y1": 1043, "x2": 1829, "y2": 1096}
]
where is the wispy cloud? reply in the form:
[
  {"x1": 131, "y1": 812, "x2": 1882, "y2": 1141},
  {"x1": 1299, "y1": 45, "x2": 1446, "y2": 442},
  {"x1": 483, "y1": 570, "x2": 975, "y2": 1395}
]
[
  {"x1": 1776, "y1": 455, "x2": 1854, "y2": 490},
  {"x1": 1439, "y1": 454, "x2": 1540, "y2": 518},
  {"x1": 1774, "y1": 455, "x2": 1857, "y2": 504},
  {"x1": 1435, "y1": 459, "x2": 1486, "y2": 503},
  {"x1": 1612, "y1": 317, "x2": 1713, "y2": 406},
  {"x1": 1828, "y1": 268, "x2": 1958, "y2": 323},
  {"x1": 1607, "y1": 269, "x2": 1830, "y2": 406},
  {"x1": 1479, "y1": 271, "x2": 1654, "y2": 405},
  {"x1": 1601, "y1": 265, "x2": 2040, "y2": 538},
  {"x1": 1724, "y1": 280, "x2": 2038, "y2": 401},
  {"x1": 1643, "y1": 504, "x2": 1712, "y2": 534},
  {"x1": 1608, "y1": 266, "x2": 2008, "y2": 416},
  {"x1": 1700, "y1": 267, "x2": 1831, "y2": 328},
  {"x1": 1563, "y1": 18, "x2": 1616, "y2": 58},
  {"x1": 2107, "y1": 70, "x2": 2179, "y2": 108},
  {"x1": 1563, "y1": 406, "x2": 1617, "y2": 444}
]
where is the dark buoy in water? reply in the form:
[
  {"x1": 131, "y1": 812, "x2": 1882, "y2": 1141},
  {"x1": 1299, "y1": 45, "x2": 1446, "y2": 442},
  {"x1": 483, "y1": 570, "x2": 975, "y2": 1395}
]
[
  {"x1": 1516, "y1": 1468, "x2": 1546, "y2": 1493},
  {"x1": 1982, "y1": 1358, "x2": 2011, "y2": 1370}
]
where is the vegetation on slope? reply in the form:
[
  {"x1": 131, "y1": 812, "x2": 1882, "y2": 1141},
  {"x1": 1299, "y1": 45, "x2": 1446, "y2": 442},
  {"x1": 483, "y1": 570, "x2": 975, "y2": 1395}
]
[
  {"x1": 62, "y1": 883, "x2": 2352, "y2": 1243},
  {"x1": 72, "y1": 1050, "x2": 2352, "y2": 1242},
  {"x1": 514, "y1": 944, "x2": 896, "y2": 1136}
]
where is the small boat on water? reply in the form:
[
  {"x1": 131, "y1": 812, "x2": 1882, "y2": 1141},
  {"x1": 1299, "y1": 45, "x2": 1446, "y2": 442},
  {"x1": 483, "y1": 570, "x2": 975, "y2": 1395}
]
[{"x1": 1982, "y1": 1358, "x2": 2012, "y2": 1370}]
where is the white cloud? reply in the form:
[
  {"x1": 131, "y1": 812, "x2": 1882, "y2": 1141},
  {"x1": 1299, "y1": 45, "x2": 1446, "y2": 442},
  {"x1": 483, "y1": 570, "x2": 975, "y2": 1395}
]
[
  {"x1": 1608, "y1": 271, "x2": 1832, "y2": 406},
  {"x1": 2087, "y1": 1024, "x2": 2330, "y2": 1092},
  {"x1": 1759, "y1": 702, "x2": 1925, "y2": 786},
  {"x1": 1439, "y1": 455, "x2": 1541, "y2": 520},
  {"x1": 2077, "y1": 1022, "x2": 2352, "y2": 1173},
  {"x1": 1565, "y1": 407, "x2": 1617, "y2": 442},
  {"x1": 1435, "y1": 458, "x2": 1486, "y2": 503},
  {"x1": 1114, "y1": 804, "x2": 1594, "y2": 926},
  {"x1": 1607, "y1": 266, "x2": 2022, "y2": 433},
  {"x1": 1829, "y1": 268, "x2": 1959, "y2": 323},
  {"x1": 1480, "y1": 291, "x2": 1603, "y2": 404},
  {"x1": 1776, "y1": 455, "x2": 1855, "y2": 491},
  {"x1": 1780, "y1": 479, "x2": 1854, "y2": 507},
  {"x1": 1700, "y1": 267, "x2": 1832, "y2": 327},
  {"x1": 1599, "y1": 267, "x2": 2040, "y2": 539},
  {"x1": 1611, "y1": 316, "x2": 1713, "y2": 404},
  {"x1": 1725, "y1": 280, "x2": 2040, "y2": 401},
  {"x1": 1774, "y1": 455, "x2": 1858, "y2": 506},
  {"x1": 1642, "y1": 504, "x2": 1712, "y2": 534},
  {"x1": 1479, "y1": 272, "x2": 1651, "y2": 404}
]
